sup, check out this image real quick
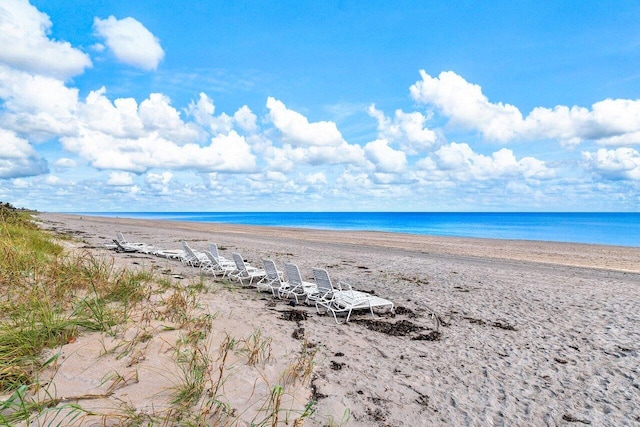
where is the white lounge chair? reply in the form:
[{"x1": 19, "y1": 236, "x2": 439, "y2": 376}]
[
  {"x1": 181, "y1": 241, "x2": 209, "y2": 267},
  {"x1": 202, "y1": 251, "x2": 237, "y2": 278},
  {"x1": 103, "y1": 241, "x2": 118, "y2": 251},
  {"x1": 256, "y1": 259, "x2": 286, "y2": 297},
  {"x1": 117, "y1": 232, "x2": 138, "y2": 245},
  {"x1": 231, "y1": 252, "x2": 267, "y2": 285},
  {"x1": 115, "y1": 232, "x2": 156, "y2": 254},
  {"x1": 112, "y1": 239, "x2": 136, "y2": 253},
  {"x1": 155, "y1": 249, "x2": 187, "y2": 260},
  {"x1": 209, "y1": 243, "x2": 235, "y2": 268},
  {"x1": 282, "y1": 262, "x2": 318, "y2": 305},
  {"x1": 311, "y1": 268, "x2": 394, "y2": 324}
]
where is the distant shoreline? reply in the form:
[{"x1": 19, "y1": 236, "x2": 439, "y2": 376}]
[
  {"x1": 43, "y1": 212, "x2": 640, "y2": 274},
  {"x1": 63, "y1": 211, "x2": 640, "y2": 248}
]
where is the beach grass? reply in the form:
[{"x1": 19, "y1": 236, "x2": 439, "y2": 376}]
[
  {"x1": 0, "y1": 206, "x2": 154, "y2": 422},
  {"x1": 0, "y1": 205, "x2": 317, "y2": 425}
]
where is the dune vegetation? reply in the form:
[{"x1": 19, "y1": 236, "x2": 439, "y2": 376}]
[{"x1": 0, "y1": 204, "x2": 316, "y2": 426}]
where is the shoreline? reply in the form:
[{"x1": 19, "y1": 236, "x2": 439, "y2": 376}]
[
  {"x1": 34, "y1": 212, "x2": 640, "y2": 425},
  {"x1": 70, "y1": 211, "x2": 640, "y2": 249},
  {"x1": 46, "y1": 212, "x2": 640, "y2": 274}
]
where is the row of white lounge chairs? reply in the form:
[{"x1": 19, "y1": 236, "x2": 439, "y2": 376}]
[{"x1": 107, "y1": 232, "x2": 394, "y2": 324}]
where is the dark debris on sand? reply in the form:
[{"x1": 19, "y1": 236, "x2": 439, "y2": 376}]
[
  {"x1": 353, "y1": 319, "x2": 422, "y2": 336},
  {"x1": 464, "y1": 316, "x2": 517, "y2": 331},
  {"x1": 280, "y1": 310, "x2": 308, "y2": 322},
  {"x1": 353, "y1": 319, "x2": 441, "y2": 341},
  {"x1": 330, "y1": 361, "x2": 346, "y2": 370},
  {"x1": 562, "y1": 414, "x2": 592, "y2": 424},
  {"x1": 393, "y1": 306, "x2": 418, "y2": 318},
  {"x1": 412, "y1": 331, "x2": 442, "y2": 341},
  {"x1": 280, "y1": 309, "x2": 308, "y2": 340}
]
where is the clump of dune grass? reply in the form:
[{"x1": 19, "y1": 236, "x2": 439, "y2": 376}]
[
  {"x1": 1, "y1": 206, "x2": 320, "y2": 425},
  {"x1": 237, "y1": 328, "x2": 273, "y2": 366},
  {"x1": 0, "y1": 206, "x2": 153, "y2": 423},
  {"x1": 282, "y1": 339, "x2": 318, "y2": 386}
]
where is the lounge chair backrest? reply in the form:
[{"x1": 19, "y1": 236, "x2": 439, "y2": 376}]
[
  {"x1": 262, "y1": 259, "x2": 280, "y2": 281},
  {"x1": 182, "y1": 241, "x2": 196, "y2": 257},
  {"x1": 312, "y1": 268, "x2": 335, "y2": 296},
  {"x1": 284, "y1": 262, "x2": 303, "y2": 286},
  {"x1": 116, "y1": 232, "x2": 126, "y2": 244},
  {"x1": 232, "y1": 252, "x2": 247, "y2": 273},
  {"x1": 209, "y1": 243, "x2": 222, "y2": 260},
  {"x1": 205, "y1": 251, "x2": 219, "y2": 266}
]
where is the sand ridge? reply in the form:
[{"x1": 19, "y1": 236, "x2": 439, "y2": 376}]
[{"x1": 34, "y1": 213, "x2": 640, "y2": 426}]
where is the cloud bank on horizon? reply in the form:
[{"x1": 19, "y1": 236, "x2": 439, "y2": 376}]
[{"x1": 0, "y1": 0, "x2": 639, "y2": 211}]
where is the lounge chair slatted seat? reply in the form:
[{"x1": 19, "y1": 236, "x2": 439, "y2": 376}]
[
  {"x1": 115, "y1": 232, "x2": 157, "y2": 254},
  {"x1": 155, "y1": 249, "x2": 186, "y2": 259}
]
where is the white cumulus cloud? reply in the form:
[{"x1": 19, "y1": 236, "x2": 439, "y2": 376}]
[
  {"x1": 107, "y1": 171, "x2": 134, "y2": 186},
  {"x1": 234, "y1": 105, "x2": 258, "y2": 133},
  {"x1": 264, "y1": 97, "x2": 367, "y2": 168},
  {"x1": 364, "y1": 139, "x2": 407, "y2": 173},
  {"x1": 410, "y1": 71, "x2": 526, "y2": 142},
  {"x1": 420, "y1": 142, "x2": 554, "y2": 181},
  {"x1": 54, "y1": 158, "x2": 76, "y2": 168},
  {"x1": 0, "y1": 66, "x2": 80, "y2": 139},
  {"x1": 368, "y1": 105, "x2": 438, "y2": 154},
  {"x1": 0, "y1": 0, "x2": 91, "y2": 80},
  {"x1": 187, "y1": 93, "x2": 257, "y2": 136},
  {"x1": 306, "y1": 172, "x2": 327, "y2": 184},
  {"x1": 61, "y1": 129, "x2": 256, "y2": 174},
  {"x1": 0, "y1": 128, "x2": 48, "y2": 178},
  {"x1": 77, "y1": 88, "x2": 199, "y2": 143},
  {"x1": 146, "y1": 171, "x2": 173, "y2": 193},
  {"x1": 187, "y1": 93, "x2": 216, "y2": 127},
  {"x1": 267, "y1": 97, "x2": 345, "y2": 147},
  {"x1": 138, "y1": 93, "x2": 199, "y2": 143},
  {"x1": 410, "y1": 70, "x2": 640, "y2": 147},
  {"x1": 582, "y1": 148, "x2": 640, "y2": 180},
  {"x1": 93, "y1": 16, "x2": 165, "y2": 71}
]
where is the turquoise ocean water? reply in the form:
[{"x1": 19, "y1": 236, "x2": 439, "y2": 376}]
[{"x1": 79, "y1": 212, "x2": 640, "y2": 248}]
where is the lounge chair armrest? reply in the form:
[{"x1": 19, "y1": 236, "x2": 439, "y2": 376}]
[
  {"x1": 338, "y1": 280, "x2": 354, "y2": 292},
  {"x1": 338, "y1": 281, "x2": 373, "y2": 302}
]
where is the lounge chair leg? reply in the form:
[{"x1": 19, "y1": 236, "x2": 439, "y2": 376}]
[
  {"x1": 334, "y1": 308, "x2": 347, "y2": 324},
  {"x1": 345, "y1": 308, "x2": 354, "y2": 323}
]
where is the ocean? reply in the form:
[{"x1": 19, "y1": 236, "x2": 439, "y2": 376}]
[{"x1": 78, "y1": 212, "x2": 640, "y2": 248}]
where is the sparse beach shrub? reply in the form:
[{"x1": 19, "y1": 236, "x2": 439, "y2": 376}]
[{"x1": 0, "y1": 210, "x2": 152, "y2": 424}]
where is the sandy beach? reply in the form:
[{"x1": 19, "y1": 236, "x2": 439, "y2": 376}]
[{"x1": 32, "y1": 212, "x2": 640, "y2": 426}]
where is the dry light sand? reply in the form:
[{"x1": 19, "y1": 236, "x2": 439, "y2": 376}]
[{"x1": 29, "y1": 213, "x2": 640, "y2": 426}]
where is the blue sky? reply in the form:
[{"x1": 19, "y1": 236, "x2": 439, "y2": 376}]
[{"x1": 1, "y1": 0, "x2": 639, "y2": 212}]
